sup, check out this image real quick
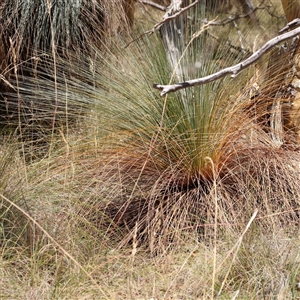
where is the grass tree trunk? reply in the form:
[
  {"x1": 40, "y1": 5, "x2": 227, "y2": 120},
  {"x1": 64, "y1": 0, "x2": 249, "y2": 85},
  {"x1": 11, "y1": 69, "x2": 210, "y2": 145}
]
[
  {"x1": 281, "y1": 0, "x2": 300, "y2": 22},
  {"x1": 280, "y1": 0, "x2": 300, "y2": 143},
  {"x1": 261, "y1": 0, "x2": 300, "y2": 145}
]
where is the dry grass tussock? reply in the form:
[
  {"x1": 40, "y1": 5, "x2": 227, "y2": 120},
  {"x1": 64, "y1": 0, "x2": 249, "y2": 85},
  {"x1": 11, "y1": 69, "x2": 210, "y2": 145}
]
[
  {"x1": 2, "y1": 140, "x2": 300, "y2": 298},
  {"x1": 62, "y1": 129, "x2": 300, "y2": 249}
]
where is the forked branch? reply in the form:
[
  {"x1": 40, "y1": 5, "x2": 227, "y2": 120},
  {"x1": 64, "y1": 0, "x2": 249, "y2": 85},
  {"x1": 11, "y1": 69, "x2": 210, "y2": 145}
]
[
  {"x1": 148, "y1": 0, "x2": 198, "y2": 34},
  {"x1": 154, "y1": 19, "x2": 300, "y2": 96},
  {"x1": 125, "y1": 0, "x2": 198, "y2": 48}
]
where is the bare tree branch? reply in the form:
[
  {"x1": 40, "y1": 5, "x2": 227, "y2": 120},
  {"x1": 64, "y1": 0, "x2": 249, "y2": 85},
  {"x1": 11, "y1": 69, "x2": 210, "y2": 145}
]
[
  {"x1": 138, "y1": 0, "x2": 167, "y2": 11},
  {"x1": 153, "y1": 19, "x2": 300, "y2": 96},
  {"x1": 147, "y1": 0, "x2": 198, "y2": 34},
  {"x1": 125, "y1": 0, "x2": 198, "y2": 48},
  {"x1": 201, "y1": 5, "x2": 266, "y2": 27}
]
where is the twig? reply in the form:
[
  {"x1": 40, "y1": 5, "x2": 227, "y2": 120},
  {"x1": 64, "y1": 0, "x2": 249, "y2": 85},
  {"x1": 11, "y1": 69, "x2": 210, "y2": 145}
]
[
  {"x1": 279, "y1": 18, "x2": 300, "y2": 33},
  {"x1": 201, "y1": 4, "x2": 265, "y2": 27},
  {"x1": 147, "y1": 0, "x2": 198, "y2": 34},
  {"x1": 138, "y1": 0, "x2": 167, "y2": 11},
  {"x1": 208, "y1": 31, "x2": 252, "y2": 58},
  {"x1": 154, "y1": 19, "x2": 300, "y2": 96},
  {"x1": 125, "y1": 0, "x2": 198, "y2": 48},
  {"x1": 145, "y1": 0, "x2": 199, "y2": 34},
  {"x1": 233, "y1": 20, "x2": 247, "y2": 54}
]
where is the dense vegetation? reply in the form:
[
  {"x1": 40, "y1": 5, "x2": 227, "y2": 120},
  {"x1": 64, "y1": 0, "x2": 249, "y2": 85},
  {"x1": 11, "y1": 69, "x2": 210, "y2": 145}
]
[{"x1": 1, "y1": 0, "x2": 300, "y2": 299}]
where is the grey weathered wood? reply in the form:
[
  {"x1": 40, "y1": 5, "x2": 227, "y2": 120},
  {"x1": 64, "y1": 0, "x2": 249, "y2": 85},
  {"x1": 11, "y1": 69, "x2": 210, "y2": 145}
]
[{"x1": 154, "y1": 19, "x2": 300, "y2": 96}]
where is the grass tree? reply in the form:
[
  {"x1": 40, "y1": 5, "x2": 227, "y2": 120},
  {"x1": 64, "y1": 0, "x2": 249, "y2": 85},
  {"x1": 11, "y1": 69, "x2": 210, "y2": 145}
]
[
  {"x1": 92, "y1": 0, "x2": 300, "y2": 250},
  {"x1": 0, "y1": 0, "x2": 133, "y2": 127},
  {"x1": 0, "y1": 0, "x2": 134, "y2": 64},
  {"x1": 0, "y1": 0, "x2": 136, "y2": 161},
  {"x1": 9, "y1": 0, "x2": 297, "y2": 253}
]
